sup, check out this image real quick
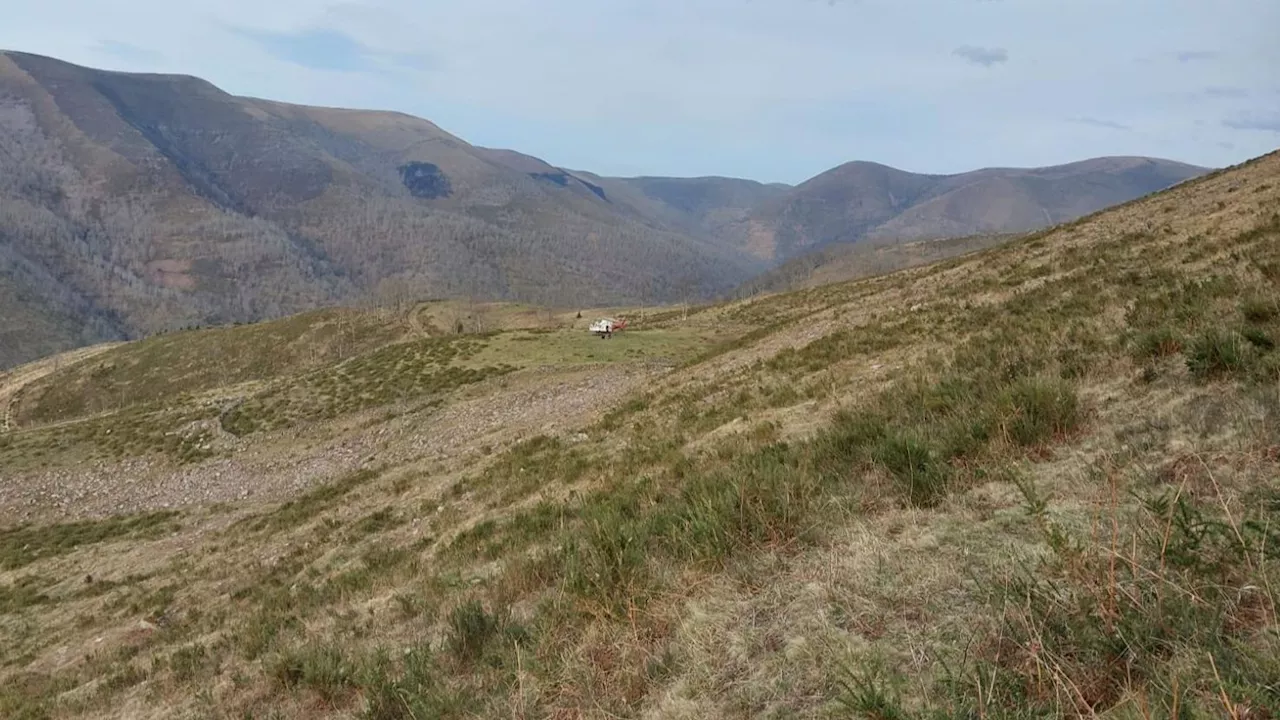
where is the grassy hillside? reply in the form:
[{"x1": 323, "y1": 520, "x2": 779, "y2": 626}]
[
  {"x1": 0, "y1": 144, "x2": 1276, "y2": 720},
  {"x1": 731, "y1": 231, "x2": 1023, "y2": 296}
]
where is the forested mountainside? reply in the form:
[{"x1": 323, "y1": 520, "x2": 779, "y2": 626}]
[{"x1": 0, "y1": 50, "x2": 760, "y2": 367}]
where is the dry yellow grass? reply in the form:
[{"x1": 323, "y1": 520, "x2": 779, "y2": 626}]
[
  {"x1": 0, "y1": 343, "x2": 123, "y2": 432},
  {"x1": 1, "y1": 151, "x2": 1278, "y2": 719}
]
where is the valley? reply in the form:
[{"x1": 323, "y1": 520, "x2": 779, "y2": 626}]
[{"x1": 1, "y1": 49, "x2": 1209, "y2": 369}]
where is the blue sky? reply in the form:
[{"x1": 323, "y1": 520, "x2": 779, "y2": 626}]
[{"x1": 2, "y1": 0, "x2": 1277, "y2": 184}]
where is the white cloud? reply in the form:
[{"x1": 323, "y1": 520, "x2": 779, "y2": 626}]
[
  {"x1": 953, "y1": 45, "x2": 1008, "y2": 66},
  {"x1": 1069, "y1": 117, "x2": 1132, "y2": 131},
  {"x1": 1224, "y1": 112, "x2": 1280, "y2": 133}
]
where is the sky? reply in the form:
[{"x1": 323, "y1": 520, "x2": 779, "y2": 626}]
[{"x1": 2, "y1": 0, "x2": 1277, "y2": 184}]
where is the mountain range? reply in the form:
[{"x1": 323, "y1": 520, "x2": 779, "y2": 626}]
[{"x1": 0, "y1": 49, "x2": 1211, "y2": 368}]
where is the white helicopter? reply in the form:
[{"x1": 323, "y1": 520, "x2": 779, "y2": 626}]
[{"x1": 587, "y1": 317, "x2": 628, "y2": 339}]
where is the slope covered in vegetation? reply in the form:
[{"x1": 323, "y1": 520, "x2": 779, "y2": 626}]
[{"x1": 0, "y1": 151, "x2": 1277, "y2": 719}]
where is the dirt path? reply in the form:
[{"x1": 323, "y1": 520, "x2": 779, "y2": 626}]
[
  {"x1": 407, "y1": 304, "x2": 431, "y2": 338},
  {"x1": 0, "y1": 343, "x2": 121, "y2": 433}
]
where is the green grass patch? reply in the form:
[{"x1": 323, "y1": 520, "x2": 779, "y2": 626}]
[
  {"x1": 239, "y1": 468, "x2": 382, "y2": 534},
  {"x1": 221, "y1": 336, "x2": 514, "y2": 437},
  {"x1": 1186, "y1": 329, "x2": 1251, "y2": 379},
  {"x1": 1244, "y1": 327, "x2": 1277, "y2": 351},
  {"x1": 15, "y1": 308, "x2": 401, "y2": 426},
  {"x1": 476, "y1": 327, "x2": 714, "y2": 369},
  {"x1": 0, "y1": 510, "x2": 181, "y2": 570},
  {"x1": 0, "y1": 575, "x2": 55, "y2": 613},
  {"x1": 766, "y1": 326, "x2": 903, "y2": 376},
  {"x1": 1131, "y1": 326, "x2": 1185, "y2": 359},
  {"x1": 0, "y1": 404, "x2": 225, "y2": 469}
]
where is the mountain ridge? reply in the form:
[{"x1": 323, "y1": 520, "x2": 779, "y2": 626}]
[{"x1": 752, "y1": 153, "x2": 1208, "y2": 259}]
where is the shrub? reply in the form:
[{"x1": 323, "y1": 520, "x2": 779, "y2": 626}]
[
  {"x1": 446, "y1": 600, "x2": 502, "y2": 662},
  {"x1": 1132, "y1": 327, "x2": 1184, "y2": 359},
  {"x1": 271, "y1": 642, "x2": 358, "y2": 704},
  {"x1": 1244, "y1": 327, "x2": 1276, "y2": 351},
  {"x1": 869, "y1": 432, "x2": 950, "y2": 508},
  {"x1": 999, "y1": 377, "x2": 1081, "y2": 447},
  {"x1": 1186, "y1": 329, "x2": 1249, "y2": 378}
]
